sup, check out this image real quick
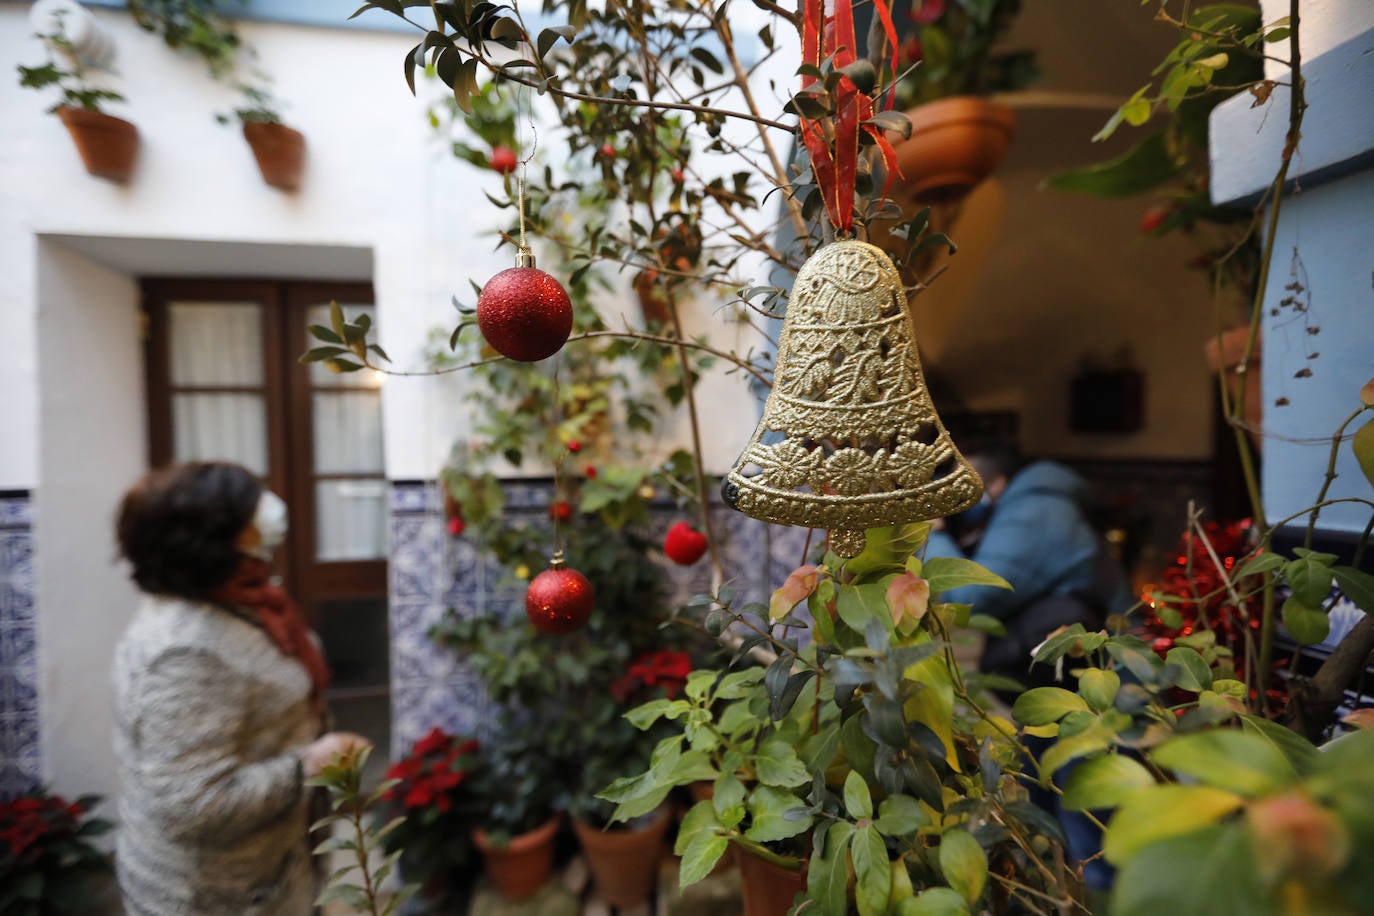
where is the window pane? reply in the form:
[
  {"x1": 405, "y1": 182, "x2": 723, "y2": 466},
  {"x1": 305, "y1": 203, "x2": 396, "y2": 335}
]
[
  {"x1": 307, "y1": 304, "x2": 377, "y2": 388},
  {"x1": 169, "y1": 303, "x2": 264, "y2": 386},
  {"x1": 313, "y1": 392, "x2": 383, "y2": 475},
  {"x1": 316, "y1": 479, "x2": 388, "y2": 561},
  {"x1": 172, "y1": 393, "x2": 268, "y2": 474}
]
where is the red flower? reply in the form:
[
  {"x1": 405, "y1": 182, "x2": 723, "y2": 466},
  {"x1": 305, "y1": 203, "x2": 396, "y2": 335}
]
[
  {"x1": 403, "y1": 782, "x2": 435, "y2": 809},
  {"x1": 435, "y1": 793, "x2": 452, "y2": 813},
  {"x1": 413, "y1": 727, "x2": 450, "y2": 758},
  {"x1": 1140, "y1": 206, "x2": 1170, "y2": 233}
]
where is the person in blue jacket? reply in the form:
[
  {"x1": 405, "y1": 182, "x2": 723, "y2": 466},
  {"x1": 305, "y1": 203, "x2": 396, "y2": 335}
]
[
  {"x1": 928, "y1": 444, "x2": 1129, "y2": 892},
  {"x1": 925, "y1": 444, "x2": 1132, "y2": 686}
]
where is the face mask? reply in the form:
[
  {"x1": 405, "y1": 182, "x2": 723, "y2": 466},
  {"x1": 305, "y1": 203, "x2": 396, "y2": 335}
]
[
  {"x1": 245, "y1": 491, "x2": 289, "y2": 561},
  {"x1": 955, "y1": 492, "x2": 994, "y2": 530}
]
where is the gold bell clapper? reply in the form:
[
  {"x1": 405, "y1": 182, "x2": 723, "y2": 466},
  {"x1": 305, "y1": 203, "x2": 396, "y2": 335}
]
[{"x1": 722, "y1": 239, "x2": 983, "y2": 557}]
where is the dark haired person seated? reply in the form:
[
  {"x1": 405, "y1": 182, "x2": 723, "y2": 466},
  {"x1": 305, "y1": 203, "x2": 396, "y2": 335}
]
[
  {"x1": 112, "y1": 462, "x2": 369, "y2": 915},
  {"x1": 926, "y1": 445, "x2": 1131, "y2": 687}
]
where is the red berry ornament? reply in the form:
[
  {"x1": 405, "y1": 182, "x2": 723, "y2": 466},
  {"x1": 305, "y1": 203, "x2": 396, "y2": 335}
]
[
  {"x1": 663, "y1": 521, "x2": 708, "y2": 566},
  {"x1": 490, "y1": 146, "x2": 518, "y2": 174},
  {"x1": 526, "y1": 553, "x2": 595, "y2": 635},
  {"x1": 567, "y1": 440, "x2": 582, "y2": 453},
  {"x1": 549, "y1": 501, "x2": 573, "y2": 522},
  {"x1": 476, "y1": 251, "x2": 573, "y2": 362},
  {"x1": 446, "y1": 516, "x2": 465, "y2": 537}
]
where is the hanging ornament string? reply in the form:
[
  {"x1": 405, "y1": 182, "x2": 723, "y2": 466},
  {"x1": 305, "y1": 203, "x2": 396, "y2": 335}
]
[
  {"x1": 550, "y1": 353, "x2": 565, "y2": 558},
  {"x1": 798, "y1": 0, "x2": 901, "y2": 233}
]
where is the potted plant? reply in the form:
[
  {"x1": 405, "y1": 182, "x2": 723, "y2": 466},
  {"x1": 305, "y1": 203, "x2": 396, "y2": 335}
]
[
  {"x1": 375, "y1": 728, "x2": 484, "y2": 911},
  {"x1": 16, "y1": 19, "x2": 137, "y2": 183},
  {"x1": 885, "y1": 0, "x2": 1037, "y2": 201},
  {"x1": 0, "y1": 790, "x2": 114, "y2": 913},
  {"x1": 127, "y1": 0, "x2": 305, "y2": 190},
  {"x1": 465, "y1": 737, "x2": 565, "y2": 902},
  {"x1": 221, "y1": 84, "x2": 306, "y2": 192}
]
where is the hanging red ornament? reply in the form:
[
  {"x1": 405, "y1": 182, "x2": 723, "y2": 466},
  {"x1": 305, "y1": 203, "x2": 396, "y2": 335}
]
[
  {"x1": 446, "y1": 515, "x2": 465, "y2": 537},
  {"x1": 476, "y1": 249, "x2": 573, "y2": 362},
  {"x1": 663, "y1": 521, "x2": 708, "y2": 566},
  {"x1": 525, "y1": 552, "x2": 595, "y2": 635}
]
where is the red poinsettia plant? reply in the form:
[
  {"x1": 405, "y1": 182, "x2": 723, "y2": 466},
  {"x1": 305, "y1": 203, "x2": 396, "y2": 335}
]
[
  {"x1": 376, "y1": 728, "x2": 483, "y2": 896},
  {"x1": 1, "y1": 791, "x2": 113, "y2": 914},
  {"x1": 610, "y1": 648, "x2": 693, "y2": 703}
]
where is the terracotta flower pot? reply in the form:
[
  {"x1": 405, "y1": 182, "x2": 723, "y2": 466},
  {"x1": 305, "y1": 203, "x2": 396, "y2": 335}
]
[
  {"x1": 56, "y1": 106, "x2": 139, "y2": 183},
  {"x1": 242, "y1": 121, "x2": 306, "y2": 191},
  {"x1": 892, "y1": 96, "x2": 1015, "y2": 202},
  {"x1": 737, "y1": 847, "x2": 808, "y2": 916},
  {"x1": 472, "y1": 815, "x2": 562, "y2": 901},
  {"x1": 573, "y1": 807, "x2": 671, "y2": 908}
]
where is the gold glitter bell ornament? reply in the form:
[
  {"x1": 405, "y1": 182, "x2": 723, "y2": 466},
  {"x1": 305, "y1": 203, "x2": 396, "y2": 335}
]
[{"x1": 722, "y1": 239, "x2": 983, "y2": 557}]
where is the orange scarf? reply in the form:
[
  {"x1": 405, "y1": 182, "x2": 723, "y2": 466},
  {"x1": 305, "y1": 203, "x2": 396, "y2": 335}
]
[{"x1": 214, "y1": 559, "x2": 332, "y2": 695}]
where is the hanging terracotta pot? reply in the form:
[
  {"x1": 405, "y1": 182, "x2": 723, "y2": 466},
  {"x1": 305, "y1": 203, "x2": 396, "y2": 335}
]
[
  {"x1": 472, "y1": 815, "x2": 562, "y2": 901},
  {"x1": 242, "y1": 120, "x2": 306, "y2": 191},
  {"x1": 56, "y1": 106, "x2": 139, "y2": 183},
  {"x1": 633, "y1": 269, "x2": 673, "y2": 327},
  {"x1": 892, "y1": 96, "x2": 1015, "y2": 202},
  {"x1": 573, "y1": 806, "x2": 671, "y2": 908},
  {"x1": 736, "y1": 847, "x2": 807, "y2": 916}
]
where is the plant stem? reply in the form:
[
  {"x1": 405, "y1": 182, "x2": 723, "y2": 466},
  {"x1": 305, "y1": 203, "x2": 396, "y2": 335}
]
[{"x1": 1304, "y1": 407, "x2": 1369, "y2": 549}]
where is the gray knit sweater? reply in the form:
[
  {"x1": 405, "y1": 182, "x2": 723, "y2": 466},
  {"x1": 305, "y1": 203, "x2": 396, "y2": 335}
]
[{"x1": 112, "y1": 595, "x2": 321, "y2": 915}]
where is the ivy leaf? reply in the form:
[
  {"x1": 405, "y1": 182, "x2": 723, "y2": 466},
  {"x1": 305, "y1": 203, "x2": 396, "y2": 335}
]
[
  {"x1": 843, "y1": 769, "x2": 873, "y2": 819},
  {"x1": 1284, "y1": 552, "x2": 1335, "y2": 606}
]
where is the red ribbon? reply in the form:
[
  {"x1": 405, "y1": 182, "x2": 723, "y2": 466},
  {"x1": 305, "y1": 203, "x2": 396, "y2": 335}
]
[{"x1": 799, "y1": 0, "x2": 901, "y2": 233}]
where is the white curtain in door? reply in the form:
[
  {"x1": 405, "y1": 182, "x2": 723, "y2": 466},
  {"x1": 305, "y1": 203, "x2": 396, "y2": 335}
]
[{"x1": 168, "y1": 303, "x2": 269, "y2": 474}]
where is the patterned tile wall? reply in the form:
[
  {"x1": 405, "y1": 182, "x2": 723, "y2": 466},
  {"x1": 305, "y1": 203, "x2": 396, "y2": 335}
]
[
  {"x1": 387, "y1": 480, "x2": 811, "y2": 757},
  {"x1": 0, "y1": 494, "x2": 40, "y2": 798}
]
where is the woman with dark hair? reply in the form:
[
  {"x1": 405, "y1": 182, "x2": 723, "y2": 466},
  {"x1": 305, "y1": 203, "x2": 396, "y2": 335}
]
[{"x1": 112, "y1": 462, "x2": 369, "y2": 915}]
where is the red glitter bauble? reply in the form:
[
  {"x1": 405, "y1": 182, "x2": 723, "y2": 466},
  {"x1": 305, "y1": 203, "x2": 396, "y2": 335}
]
[
  {"x1": 663, "y1": 521, "x2": 708, "y2": 566},
  {"x1": 525, "y1": 559, "x2": 595, "y2": 635},
  {"x1": 476, "y1": 265, "x2": 573, "y2": 362}
]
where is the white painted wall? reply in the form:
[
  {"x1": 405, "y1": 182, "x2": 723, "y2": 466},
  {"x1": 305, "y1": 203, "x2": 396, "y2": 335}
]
[
  {"x1": 33, "y1": 239, "x2": 144, "y2": 806},
  {"x1": 1259, "y1": 168, "x2": 1374, "y2": 534},
  {"x1": 1260, "y1": 0, "x2": 1374, "y2": 80}
]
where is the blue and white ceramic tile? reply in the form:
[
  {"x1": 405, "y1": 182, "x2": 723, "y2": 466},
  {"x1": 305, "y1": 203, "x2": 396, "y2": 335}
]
[
  {"x1": 386, "y1": 479, "x2": 776, "y2": 758},
  {"x1": 0, "y1": 494, "x2": 39, "y2": 798}
]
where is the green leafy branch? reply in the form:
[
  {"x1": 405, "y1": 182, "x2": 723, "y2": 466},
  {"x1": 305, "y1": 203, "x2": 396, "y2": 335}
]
[{"x1": 308, "y1": 747, "x2": 418, "y2": 916}]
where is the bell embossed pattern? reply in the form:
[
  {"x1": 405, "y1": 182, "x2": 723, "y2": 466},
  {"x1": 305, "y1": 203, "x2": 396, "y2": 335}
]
[{"x1": 723, "y1": 239, "x2": 983, "y2": 556}]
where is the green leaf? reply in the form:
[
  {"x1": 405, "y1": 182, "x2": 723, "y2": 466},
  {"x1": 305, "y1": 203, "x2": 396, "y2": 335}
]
[
  {"x1": 938, "y1": 829, "x2": 987, "y2": 905},
  {"x1": 1111, "y1": 824, "x2": 1267, "y2": 916},
  {"x1": 1012, "y1": 687, "x2": 1089, "y2": 726},
  {"x1": 1046, "y1": 131, "x2": 1179, "y2": 197},
  {"x1": 675, "y1": 800, "x2": 721, "y2": 856},
  {"x1": 1236, "y1": 551, "x2": 1285, "y2": 577},
  {"x1": 679, "y1": 832, "x2": 730, "y2": 887},
  {"x1": 1165, "y1": 647, "x2": 1213, "y2": 692},
  {"x1": 537, "y1": 25, "x2": 576, "y2": 60},
  {"x1": 713, "y1": 773, "x2": 747, "y2": 826},
  {"x1": 1285, "y1": 553, "x2": 1335, "y2": 606},
  {"x1": 852, "y1": 825, "x2": 892, "y2": 916},
  {"x1": 1239, "y1": 715, "x2": 1319, "y2": 776},
  {"x1": 1103, "y1": 785, "x2": 1244, "y2": 863},
  {"x1": 807, "y1": 821, "x2": 855, "y2": 916},
  {"x1": 897, "y1": 887, "x2": 971, "y2": 916},
  {"x1": 1077, "y1": 667, "x2": 1121, "y2": 712},
  {"x1": 875, "y1": 794, "x2": 929, "y2": 836},
  {"x1": 745, "y1": 785, "x2": 811, "y2": 843},
  {"x1": 1039, "y1": 725, "x2": 1116, "y2": 783},
  {"x1": 843, "y1": 769, "x2": 874, "y2": 819},
  {"x1": 922, "y1": 557, "x2": 1011, "y2": 595},
  {"x1": 1150, "y1": 730, "x2": 1296, "y2": 796},
  {"x1": 1282, "y1": 595, "x2": 1329, "y2": 645},
  {"x1": 1062, "y1": 753, "x2": 1156, "y2": 811},
  {"x1": 835, "y1": 582, "x2": 890, "y2": 634},
  {"x1": 625, "y1": 698, "x2": 682, "y2": 729},
  {"x1": 755, "y1": 738, "x2": 810, "y2": 787},
  {"x1": 1333, "y1": 565, "x2": 1374, "y2": 614}
]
